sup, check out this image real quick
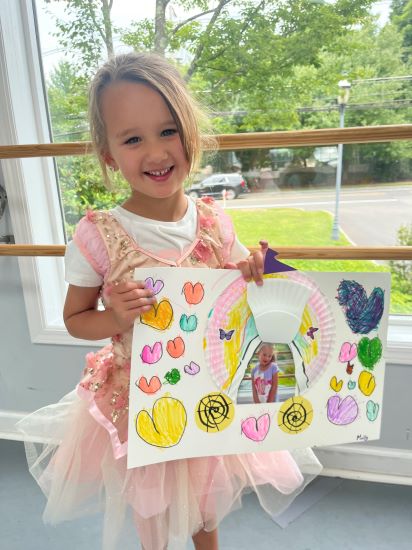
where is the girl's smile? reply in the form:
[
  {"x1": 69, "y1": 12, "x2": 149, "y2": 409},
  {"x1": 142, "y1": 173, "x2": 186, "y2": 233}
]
[{"x1": 144, "y1": 165, "x2": 174, "y2": 182}]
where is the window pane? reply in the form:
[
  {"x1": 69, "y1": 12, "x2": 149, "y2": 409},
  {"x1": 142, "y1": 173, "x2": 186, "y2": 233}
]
[
  {"x1": 33, "y1": 1, "x2": 412, "y2": 316},
  {"x1": 201, "y1": 144, "x2": 412, "y2": 315}
]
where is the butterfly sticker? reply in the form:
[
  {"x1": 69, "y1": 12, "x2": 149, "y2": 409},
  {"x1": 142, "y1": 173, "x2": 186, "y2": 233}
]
[
  {"x1": 219, "y1": 328, "x2": 235, "y2": 341},
  {"x1": 307, "y1": 327, "x2": 319, "y2": 340}
]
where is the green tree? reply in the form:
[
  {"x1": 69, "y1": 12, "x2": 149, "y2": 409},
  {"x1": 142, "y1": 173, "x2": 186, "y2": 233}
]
[
  {"x1": 47, "y1": 61, "x2": 127, "y2": 236},
  {"x1": 389, "y1": 224, "x2": 412, "y2": 295},
  {"x1": 391, "y1": 0, "x2": 412, "y2": 58},
  {"x1": 44, "y1": 1, "x2": 412, "y2": 221},
  {"x1": 122, "y1": 0, "x2": 374, "y2": 172},
  {"x1": 122, "y1": 1, "x2": 373, "y2": 126},
  {"x1": 45, "y1": 0, "x2": 115, "y2": 74},
  {"x1": 47, "y1": 0, "x2": 374, "y2": 128},
  {"x1": 300, "y1": 20, "x2": 412, "y2": 182},
  {"x1": 47, "y1": 61, "x2": 88, "y2": 141}
]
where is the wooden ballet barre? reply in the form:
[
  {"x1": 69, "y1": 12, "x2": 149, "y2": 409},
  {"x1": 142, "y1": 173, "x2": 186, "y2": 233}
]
[
  {"x1": 1, "y1": 125, "x2": 412, "y2": 158},
  {"x1": 1, "y1": 244, "x2": 412, "y2": 260}
]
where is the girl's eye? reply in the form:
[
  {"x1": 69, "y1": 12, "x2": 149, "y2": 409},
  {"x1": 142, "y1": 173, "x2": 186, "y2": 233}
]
[
  {"x1": 162, "y1": 128, "x2": 177, "y2": 137},
  {"x1": 125, "y1": 136, "x2": 141, "y2": 145}
]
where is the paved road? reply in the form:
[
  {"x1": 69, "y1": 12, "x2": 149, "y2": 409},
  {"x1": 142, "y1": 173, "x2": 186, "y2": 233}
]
[{"x1": 218, "y1": 184, "x2": 412, "y2": 247}]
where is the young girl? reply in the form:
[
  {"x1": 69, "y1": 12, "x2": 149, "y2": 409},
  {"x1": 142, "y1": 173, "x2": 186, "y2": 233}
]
[
  {"x1": 19, "y1": 52, "x2": 321, "y2": 550},
  {"x1": 252, "y1": 343, "x2": 279, "y2": 403}
]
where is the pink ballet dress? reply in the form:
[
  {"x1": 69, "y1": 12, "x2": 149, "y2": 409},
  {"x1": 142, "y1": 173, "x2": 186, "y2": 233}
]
[{"x1": 18, "y1": 197, "x2": 322, "y2": 550}]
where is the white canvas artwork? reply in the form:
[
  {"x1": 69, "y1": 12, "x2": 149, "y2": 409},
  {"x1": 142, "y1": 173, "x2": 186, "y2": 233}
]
[{"x1": 127, "y1": 256, "x2": 390, "y2": 469}]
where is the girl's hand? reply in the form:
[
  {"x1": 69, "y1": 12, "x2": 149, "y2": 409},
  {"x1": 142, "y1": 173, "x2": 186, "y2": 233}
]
[
  {"x1": 225, "y1": 240, "x2": 268, "y2": 286},
  {"x1": 105, "y1": 280, "x2": 156, "y2": 331}
]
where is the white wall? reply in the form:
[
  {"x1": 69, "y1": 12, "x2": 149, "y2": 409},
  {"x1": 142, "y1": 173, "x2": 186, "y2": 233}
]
[
  {"x1": 0, "y1": 254, "x2": 91, "y2": 412},
  {"x1": 0, "y1": 193, "x2": 97, "y2": 414}
]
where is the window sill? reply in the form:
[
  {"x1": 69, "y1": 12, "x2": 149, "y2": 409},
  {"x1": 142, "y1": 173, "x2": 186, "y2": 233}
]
[
  {"x1": 386, "y1": 316, "x2": 412, "y2": 365},
  {"x1": 32, "y1": 321, "x2": 108, "y2": 348}
]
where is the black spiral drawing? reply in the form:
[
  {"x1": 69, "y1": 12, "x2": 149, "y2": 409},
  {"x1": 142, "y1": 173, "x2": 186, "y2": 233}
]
[
  {"x1": 278, "y1": 396, "x2": 313, "y2": 435},
  {"x1": 195, "y1": 392, "x2": 234, "y2": 433}
]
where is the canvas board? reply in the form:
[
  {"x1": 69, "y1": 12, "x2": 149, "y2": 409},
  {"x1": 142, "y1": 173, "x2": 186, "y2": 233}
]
[{"x1": 127, "y1": 264, "x2": 390, "y2": 468}]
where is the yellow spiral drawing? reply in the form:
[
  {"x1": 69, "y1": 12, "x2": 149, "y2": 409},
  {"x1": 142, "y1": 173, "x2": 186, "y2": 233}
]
[{"x1": 278, "y1": 396, "x2": 313, "y2": 435}]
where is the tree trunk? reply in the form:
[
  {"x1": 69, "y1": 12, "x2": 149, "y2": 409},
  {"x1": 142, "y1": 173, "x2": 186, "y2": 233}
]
[
  {"x1": 185, "y1": 0, "x2": 231, "y2": 82},
  {"x1": 101, "y1": 0, "x2": 114, "y2": 58},
  {"x1": 154, "y1": 0, "x2": 170, "y2": 56}
]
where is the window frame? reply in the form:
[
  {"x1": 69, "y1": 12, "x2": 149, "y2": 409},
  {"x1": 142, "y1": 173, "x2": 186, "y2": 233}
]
[
  {"x1": 1, "y1": 0, "x2": 411, "y2": 358},
  {"x1": 0, "y1": 0, "x2": 99, "y2": 347}
]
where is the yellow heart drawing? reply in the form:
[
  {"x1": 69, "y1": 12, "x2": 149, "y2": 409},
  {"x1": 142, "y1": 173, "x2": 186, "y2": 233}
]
[
  {"x1": 135, "y1": 396, "x2": 187, "y2": 448},
  {"x1": 140, "y1": 299, "x2": 173, "y2": 331},
  {"x1": 330, "y1": 376, "x2": 343, "y2": 392},
  {"x1": 358, "y1": 370, "x2": 376, "y2": 396}
]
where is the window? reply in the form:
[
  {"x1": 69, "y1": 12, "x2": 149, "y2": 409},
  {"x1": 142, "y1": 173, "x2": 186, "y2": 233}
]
[
  {"x1": 0, "y1": 0, "x2": 411, "y2": 361},
  {"x1": 0, "y1": 1, "x2": 96, "y2": 345}
]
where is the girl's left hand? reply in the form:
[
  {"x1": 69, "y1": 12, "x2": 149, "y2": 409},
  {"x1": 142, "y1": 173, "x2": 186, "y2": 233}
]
[{"x1": 225, "y1": 240, "x2": 268, "y2": 286}]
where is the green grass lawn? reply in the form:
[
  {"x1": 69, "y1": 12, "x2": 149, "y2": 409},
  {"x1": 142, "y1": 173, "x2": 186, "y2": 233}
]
[{"x1": 226, "y1": 207, "x2": 412, "y2": 314}]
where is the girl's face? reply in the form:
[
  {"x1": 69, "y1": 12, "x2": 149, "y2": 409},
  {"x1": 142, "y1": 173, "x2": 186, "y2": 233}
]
[
  {"x1": 101, "y1": 80, "x2": 190, "y2": 206},
  {"x1": 258, "y1": 347, "x2": 273, "y2": 367}
]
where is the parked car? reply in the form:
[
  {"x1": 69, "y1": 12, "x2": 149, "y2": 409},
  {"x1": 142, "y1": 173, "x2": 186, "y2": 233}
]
[{"x1": 186, "y1": 173, "x2": 248, "y2": 200}]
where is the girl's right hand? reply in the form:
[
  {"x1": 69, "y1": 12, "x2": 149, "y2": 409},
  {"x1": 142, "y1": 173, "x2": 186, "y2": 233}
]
[
  {"x1": 105, "y1": 280, "x2": 156, "y2": 331},
  {"x1": 226, "y1": 239, "x2": 268, "y2": 286}
]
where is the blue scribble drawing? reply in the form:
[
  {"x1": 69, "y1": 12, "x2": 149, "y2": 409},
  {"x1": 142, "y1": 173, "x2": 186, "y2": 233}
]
[{"x1": 336, "y1": 280, "x2": 384, "y2": 334}]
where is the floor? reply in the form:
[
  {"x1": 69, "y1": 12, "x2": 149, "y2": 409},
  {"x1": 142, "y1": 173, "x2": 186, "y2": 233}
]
[{"x1": 1, "y1": 439, "x2": 411, "y2": 550}]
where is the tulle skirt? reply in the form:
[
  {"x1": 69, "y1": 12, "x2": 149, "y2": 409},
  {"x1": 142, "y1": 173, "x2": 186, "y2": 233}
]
[{"x1": 18, "y1": 390, "x2": 322, "y2": 550}]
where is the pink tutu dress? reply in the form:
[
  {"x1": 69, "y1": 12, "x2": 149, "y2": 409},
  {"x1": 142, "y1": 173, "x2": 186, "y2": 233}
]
[{"x1": 18, "y1": 197, "x2": 322, "y2": 550}]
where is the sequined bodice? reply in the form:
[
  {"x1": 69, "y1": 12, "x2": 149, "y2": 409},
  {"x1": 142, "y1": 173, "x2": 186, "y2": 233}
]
[{"x1": 76, "y1": 198, "x2": 233, "y2": 456}]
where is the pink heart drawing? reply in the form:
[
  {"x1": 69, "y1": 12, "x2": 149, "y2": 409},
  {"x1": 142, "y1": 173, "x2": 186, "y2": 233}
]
[
  {"x1": 339, "y1": 342, "x2": 357, "y2": 363},
  {"x1": 327, "y1": 395, "x2": 358, "y2": 425},
  {"x1": 140, "y1": 342, "x2": 163, "y2": 364},
  {"x1": 144, "y1": 277, "x2": 164, "y2": 295},
  {"x1": 184, "y1": 361, "x2": 200, "y2": 375},
  {"x1": 241, "y1": 414, "x2": 270, "y2": 442}
]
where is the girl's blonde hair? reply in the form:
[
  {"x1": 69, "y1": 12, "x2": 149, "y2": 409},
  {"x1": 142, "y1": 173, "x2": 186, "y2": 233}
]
[
  {"x1": 258, "y1": 343, "x2": 277, "y2": 362},
  {"x1": 88, "y1": 52, "x2": 212, "y2": 188}
]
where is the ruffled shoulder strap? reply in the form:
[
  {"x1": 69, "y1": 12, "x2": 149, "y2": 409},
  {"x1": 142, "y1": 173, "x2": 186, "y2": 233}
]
[
  {"x1": 73, "y1": 210, "x2": 110, "y2": 279},
  {"x1": 197, "y1": 197, "x2": 235, "y2": 264}
]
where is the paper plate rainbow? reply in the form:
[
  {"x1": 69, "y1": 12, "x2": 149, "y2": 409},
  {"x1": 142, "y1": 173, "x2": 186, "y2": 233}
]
[{"x1": 204, "y1": 272, "x2": 335, "y2": 399}]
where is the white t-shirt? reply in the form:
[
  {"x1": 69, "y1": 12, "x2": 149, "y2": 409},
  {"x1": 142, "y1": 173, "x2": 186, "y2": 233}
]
[
  {"x1": 252, "y1": 363, "x2": 279, "y2": 403},
  {"x1": 65, "y1": 198, "x2": 250, "y2": 287}
]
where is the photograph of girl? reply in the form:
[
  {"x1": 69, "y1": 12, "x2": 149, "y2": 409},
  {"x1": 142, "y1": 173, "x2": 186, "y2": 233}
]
[{"x1": 237, "y1": 343, "x2": 296, "y2": 405}]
